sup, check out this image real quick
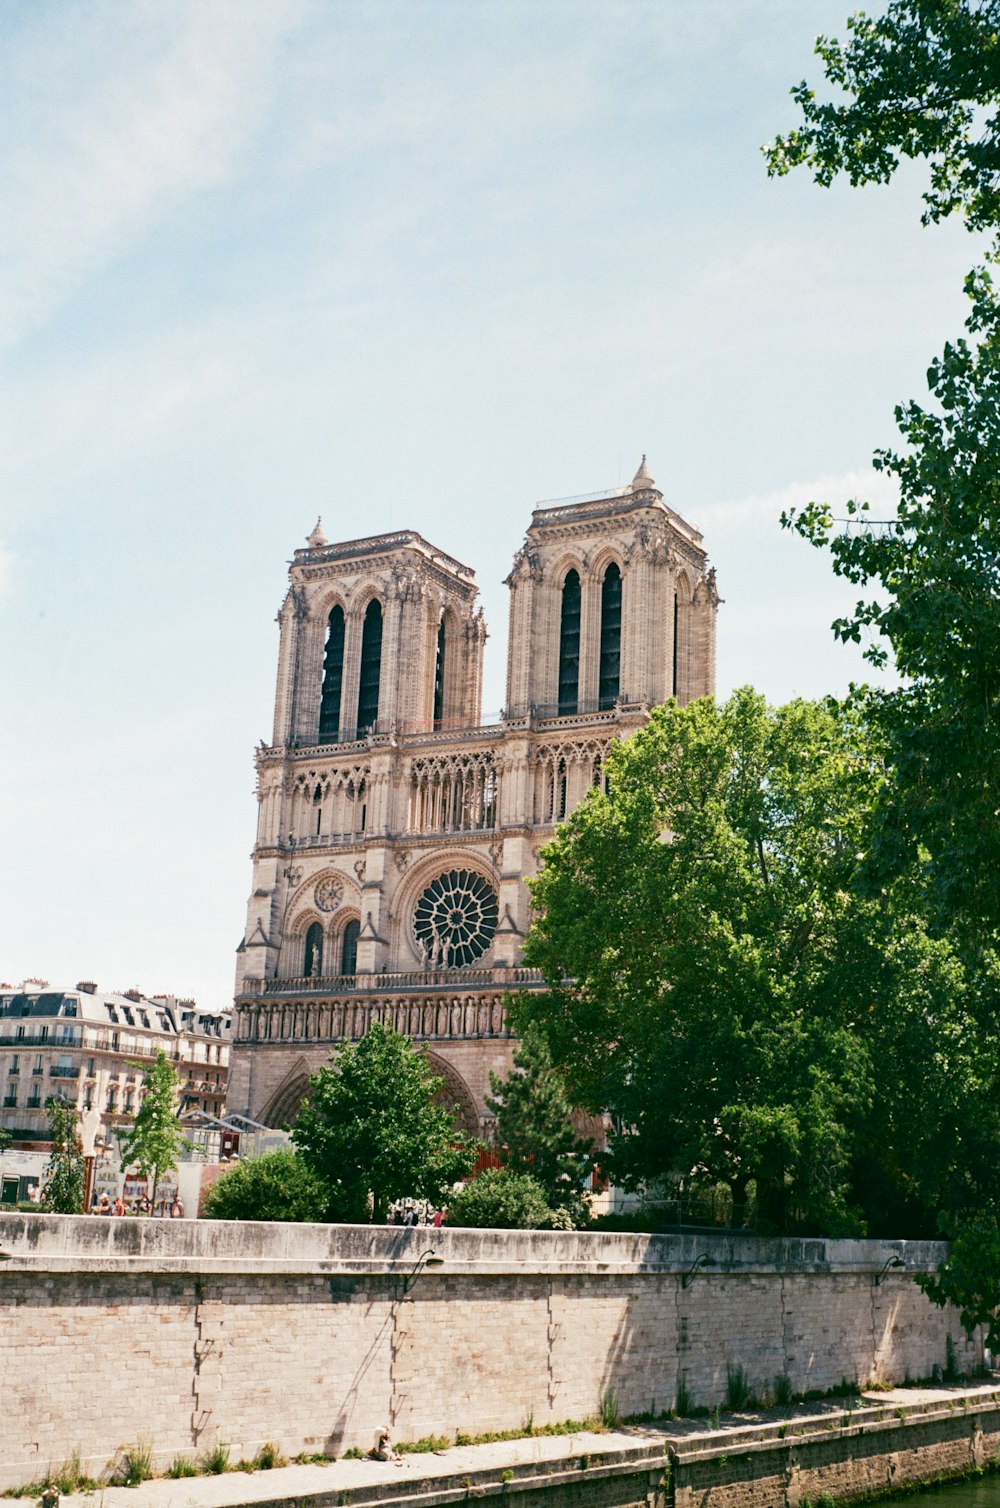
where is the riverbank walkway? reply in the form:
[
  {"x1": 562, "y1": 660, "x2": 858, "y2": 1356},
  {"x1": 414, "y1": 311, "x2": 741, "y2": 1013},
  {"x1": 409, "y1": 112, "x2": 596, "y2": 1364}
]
[{"x1": 48, "y1": 1383, "x2": 1000, "y2": 1508}]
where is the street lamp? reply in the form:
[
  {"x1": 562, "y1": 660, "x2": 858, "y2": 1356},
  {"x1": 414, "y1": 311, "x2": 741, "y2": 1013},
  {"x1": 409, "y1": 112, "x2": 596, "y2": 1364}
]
[
  {"x1": 874, "y1": 1255, "x2": 906, "y2": 1287},
  {"x1": 403, "y1": 1248, "x2": 445, "y2": 1294},
  {"x1": 682, "y1": 1253, "x2": 716, "y2": 1289}
]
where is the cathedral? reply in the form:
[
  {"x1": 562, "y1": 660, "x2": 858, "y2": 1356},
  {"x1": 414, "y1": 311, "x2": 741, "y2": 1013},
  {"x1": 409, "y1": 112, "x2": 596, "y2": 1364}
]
[{"x1": 227, "y1": 459, "x2": 718, "y2": 1134}]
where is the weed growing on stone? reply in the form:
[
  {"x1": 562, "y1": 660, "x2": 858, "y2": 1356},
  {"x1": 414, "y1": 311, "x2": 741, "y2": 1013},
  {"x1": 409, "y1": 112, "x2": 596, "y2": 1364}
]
[
  {"x1": 340, "y1": 1449, "x2": 365, "y2": 1460},
  {"x1": 108, "y1": 1439, "x2": 155, "y2": 1487},
  {"x1": 724, "y1": 1366, "x2": 757, "y2": 1412},
  {"x1": 396, "y1": 1435, "x2": 450, "y2": 1454},
  {"x1": 166, "y1": 1456, "x2": 197, "y2": 1479},
  {"x1": 199, "y1": 1441, "x2": 231, "y2": 1475},
  {"x1": 599, "y1": 1386, "x2": 620, "y2": 1429},
  {"x1": 773, "y1": 1372, "x2": 794, "y2": 1407}
]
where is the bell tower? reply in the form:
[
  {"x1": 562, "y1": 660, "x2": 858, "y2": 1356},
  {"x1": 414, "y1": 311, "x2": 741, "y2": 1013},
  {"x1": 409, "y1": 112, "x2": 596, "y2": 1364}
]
[
  {"x1": 504, "y1": 457, "x2": 718, "y2": 718},
  {"x1": 271, "y1": 522, "x2": 486, "y2": 749}
]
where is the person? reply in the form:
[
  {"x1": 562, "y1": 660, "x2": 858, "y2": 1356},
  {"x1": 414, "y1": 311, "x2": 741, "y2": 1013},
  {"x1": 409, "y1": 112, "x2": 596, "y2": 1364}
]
[
  {"x1": 432, "y1": 1208, "x2": 444, "y2": 1229},
  {"x1": 370, "y1": 1428, "x2": 401, "y2": 1463},
  {"x1": 113, "y1": 1196, "x2": 126, "y2": 1216},
  {"x1": 169, "y1": 1197, "x2": 185, "y2": 1219},
  {"x1": 403, "y1": 1207, "x2": 417, "y2": 1228},
  {"x1": 95, "y1": 1194, "x2": 112, "y2": 1216}
]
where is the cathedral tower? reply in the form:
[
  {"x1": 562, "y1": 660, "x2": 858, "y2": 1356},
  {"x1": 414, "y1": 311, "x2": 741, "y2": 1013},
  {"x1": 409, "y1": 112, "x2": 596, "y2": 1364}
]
[{"x1": 228, "y1": 462, "x2": 718, "y2": 1138}]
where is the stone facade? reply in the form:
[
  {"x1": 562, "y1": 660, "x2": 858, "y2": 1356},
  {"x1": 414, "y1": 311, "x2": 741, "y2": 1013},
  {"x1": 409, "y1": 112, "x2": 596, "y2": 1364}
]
[
  {"x1": 0, "y1": 984, "x2": 230, "y2": 1149},
  {"x1": 229, "y1": 460, "x2": 718, "y2": 1128},
  {"x1": 0, "y1": 1217, "x2": 981, "y2": 1488}
]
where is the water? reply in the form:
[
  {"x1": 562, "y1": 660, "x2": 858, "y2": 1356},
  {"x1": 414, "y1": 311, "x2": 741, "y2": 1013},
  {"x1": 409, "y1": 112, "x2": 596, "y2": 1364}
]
[{"x1": 908, "y1": 1478, "x2": 1000, "y2": 1507}]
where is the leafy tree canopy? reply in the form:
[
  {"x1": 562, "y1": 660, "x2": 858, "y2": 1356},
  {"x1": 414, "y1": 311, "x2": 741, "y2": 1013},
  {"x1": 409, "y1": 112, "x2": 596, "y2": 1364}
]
[
  {"x1": 520, "y1": 690, "x2": 994, "y2": 1236},
  {"x1": 292, "y1": 1023, "x2": 475, "y2": 1224},
  {"x1": 785, "y1": 269, "x2": 1000, "y2": 936},
  {"x1": 765, "y1": 0, "x2": 1000, "y2": 242},
  {"x1": 43, "y1": 1097, "x2": 86, "y2": 1214},
  {"x1": 201, "y1": 1147, "x2": 328, "y2": 1223},
  {"x1": 446, "y1": 1167, "x2": 571, "y2": 1230},
  {"x1": 117, "y1": 1049, "x2": 187, "y2": 1205},
  {"x1": 486, "y1": 1022, "x2": 593, "y2": 1224}
]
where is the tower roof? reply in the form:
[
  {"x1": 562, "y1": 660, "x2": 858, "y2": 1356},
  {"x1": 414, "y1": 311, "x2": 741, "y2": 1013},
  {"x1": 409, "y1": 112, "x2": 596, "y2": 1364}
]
[{"x1": 631, "y1": 454, "x2": 655, "y2": 490}]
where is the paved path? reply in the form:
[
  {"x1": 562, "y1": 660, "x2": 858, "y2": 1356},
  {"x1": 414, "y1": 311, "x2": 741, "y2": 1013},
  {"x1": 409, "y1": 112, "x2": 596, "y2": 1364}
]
[{"x1": 54, "y1": 1384, "x2": 1000, "y2": 1508}]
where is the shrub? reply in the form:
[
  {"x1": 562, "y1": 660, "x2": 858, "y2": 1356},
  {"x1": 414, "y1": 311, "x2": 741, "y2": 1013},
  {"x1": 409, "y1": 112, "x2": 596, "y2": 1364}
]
[
  {"x1": 446, "y1": 1168, "x2": 561, "y2": 1230},
  {"x1": 599, "y1": 1386, "x2": 620, "y2": 1428},
  {"x1": 773, "y1": 1371, "x2": 794, "y2": 1406},
  {"x1": 201, "y1": 1149, "x2": 327, "y2": 1223}
]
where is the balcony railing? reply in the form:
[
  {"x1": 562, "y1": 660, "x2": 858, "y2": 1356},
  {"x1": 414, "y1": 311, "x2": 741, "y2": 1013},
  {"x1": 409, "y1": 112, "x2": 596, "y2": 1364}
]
[
  {"x1": 49, "y1": 1065, "x2": 80, "y2": 1079},
  {"x1": 240, "y1": 965, "x2": 546, "y2": 998}
]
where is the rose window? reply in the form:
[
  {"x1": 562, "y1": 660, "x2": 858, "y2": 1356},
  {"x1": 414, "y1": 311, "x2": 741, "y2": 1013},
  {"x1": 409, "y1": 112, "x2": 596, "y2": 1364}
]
[{"x1": 413, "y1": 869, "x2": 499, "y2": 968}]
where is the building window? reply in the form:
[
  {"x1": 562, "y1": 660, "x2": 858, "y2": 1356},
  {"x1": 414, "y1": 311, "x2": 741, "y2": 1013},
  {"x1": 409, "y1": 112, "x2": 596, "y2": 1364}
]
[
  {"x1": 356, "y1": 599, "x2": 383, "y2": 732},
  {"x1": 557, "y1": 569, "x2": 581, "y2": 715},
  {"x1": 598, "y1": 563, "x2": 622, "y2": 709},
  {"x1": 433, "y1": 618, "x2": 446, "y2": 727},
  {"x1": 33, "y1": 1055, "x2": 43, "y2": 1076},
  {"x1": 304, "y1": 922, "x2": 324, "y2": 979},
  {"x1": 318, "y1": 604, "x2": 346, "y2": 744},
  {"x1": 9, "y1": 1055, "x2": 18, "y2": 1075},
  {"x1": 341, "y1": 919, "x2": 360, "y2": 976},
  {"x1": 413, "y1": 869, "x2": 499, "y2": 968}
]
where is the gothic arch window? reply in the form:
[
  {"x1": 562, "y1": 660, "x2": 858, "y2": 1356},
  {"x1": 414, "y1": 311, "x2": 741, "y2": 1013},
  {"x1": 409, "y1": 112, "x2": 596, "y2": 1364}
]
[
  {"x1": 303, "y1": 922, "x2": 323, "y2": 979},
  {"x1": 598, "y1": 562, "x2": 622, "y2": 710},
  {"x1": 557, "y1": 569, "x2": 581, "y2": 715},
  {"x1": 357, "y1": 599, "x2": 383, "y2": 733},
  {"x1": 556, "y1": 757, "x2": 568, "y2": 820},
  {"x1": 341, "y1": 918, "x2": 360, "y2": 976},
  {"x1": 433, "y1": 617, "x2": 446, "y2": 727},
  {"x1": 318, "y1": 604, "x2": 345, "y2": 744}
]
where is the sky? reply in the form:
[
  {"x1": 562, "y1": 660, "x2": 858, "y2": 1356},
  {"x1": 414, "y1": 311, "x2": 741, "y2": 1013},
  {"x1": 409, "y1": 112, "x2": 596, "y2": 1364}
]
[{"x1": 0, "y1": 0, "x2": 982, "y2": 1010}]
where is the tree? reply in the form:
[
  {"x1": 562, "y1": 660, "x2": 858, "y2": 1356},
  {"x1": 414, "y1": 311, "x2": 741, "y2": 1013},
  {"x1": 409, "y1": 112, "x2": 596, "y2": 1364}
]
[
  {"x1": 486, "y1": 1023, "x2": 593, "y2": 1224},
  {"x1": 42, "y1": 1097, "x2": 86, "y2": 1214},
  {"x1": 765, "y1": 0, "x2": 1000, "y2": 244},
  {"x1": 291, "y1": 1024, "x2": 475, "y2": 1224},
  {"x1": 782, "y1": 273, "x2": 1000, "y2": 937},
  {"x1": 520, "y1": 690, "x2": 984, "y2": 1235},
  {"x1": 201, "y1": 1147, "x2": 328, "y2": 1223},
  {"x1": 117, "y1": 1049, "x2": 187, "y2": 1207},
  {"x1": 446, "y1": 1167, "x2": 568, "y2": 1230}
]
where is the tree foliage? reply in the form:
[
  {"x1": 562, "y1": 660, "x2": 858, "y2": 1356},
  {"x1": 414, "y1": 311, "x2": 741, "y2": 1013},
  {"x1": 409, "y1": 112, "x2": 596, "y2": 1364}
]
[
  {"x1": 42, "y1": 1097, "x2": 86, "y2": 1214},
  {"x1": 201, "y1": 1148, "x2": 328, "y2": 1223},
  {"x1": 291, "y1": 1024, "x2": 475, "y2": 1224},
  {"x1": 520, "y1": 690, "x2": 995, "y2": 1236},
  {"x1": 446, "y1": 1167, "x2": 569, "y2": 1230},
  {"x1": 784, "y1": 273, "x2": 1000, "y2": 935},
  {"x1": 117, "y1": 1049, "x2": 187, "y2": 1206},
  {"x1": 765, "y1": 0, "x2": 1000, "y2": 242},
  {"x1": 486, "y1": 1023, "x2": 593, "y2": 1223}
]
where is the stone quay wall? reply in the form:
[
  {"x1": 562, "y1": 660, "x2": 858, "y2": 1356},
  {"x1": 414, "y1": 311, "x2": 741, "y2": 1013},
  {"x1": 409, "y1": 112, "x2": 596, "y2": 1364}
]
[{"x1": 0, "y1": 1216, "x2": 980, "y2": 1491}]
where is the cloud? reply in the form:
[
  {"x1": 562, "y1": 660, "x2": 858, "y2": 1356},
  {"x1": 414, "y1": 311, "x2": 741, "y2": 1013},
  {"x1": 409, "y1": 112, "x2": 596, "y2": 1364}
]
[{"x1": 0, "y1": 1, "x2": 305, "y2": 351}]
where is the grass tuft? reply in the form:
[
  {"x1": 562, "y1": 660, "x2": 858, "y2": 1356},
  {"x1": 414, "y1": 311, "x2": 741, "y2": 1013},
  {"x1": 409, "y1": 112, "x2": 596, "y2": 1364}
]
[
  {"x1": 199, "y1": 1441, "x2": 231, "y2": 1476},
  {"x1": 108, "y1": 1439, "x2": 155, "y2": 1488}
]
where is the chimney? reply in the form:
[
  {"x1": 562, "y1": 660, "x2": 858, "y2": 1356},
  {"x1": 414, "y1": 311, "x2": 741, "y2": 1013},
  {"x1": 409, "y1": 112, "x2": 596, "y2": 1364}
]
[
  {"x1": 123, "y1": 989, "x2": 143, "y2": 1002},
  {"x1": 77, "y1": 981, "x2": 98, "y2": 994}
]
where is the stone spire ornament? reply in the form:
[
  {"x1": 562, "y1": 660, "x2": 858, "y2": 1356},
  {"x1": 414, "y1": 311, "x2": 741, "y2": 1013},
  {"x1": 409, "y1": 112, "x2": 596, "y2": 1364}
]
[
  {"x1": 631, "y1": 455, "x2": 655, "y2": 491},
  {"x1": 306, "y1": 517, "x2": 328, "y2": 548}
]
